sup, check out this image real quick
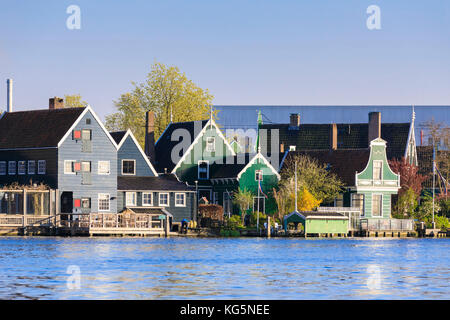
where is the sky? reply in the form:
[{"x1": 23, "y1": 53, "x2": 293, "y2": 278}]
[{"x1": 1, "y1": 0, "x2": 450, "y2": 120}]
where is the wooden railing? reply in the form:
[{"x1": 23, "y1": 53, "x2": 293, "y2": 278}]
[
  {"x1": 360, "y1": 218, "x2": 414, "y2": 231},
  {"x1": 89, "y1": 213, "x2": 163, "y2": 230}
]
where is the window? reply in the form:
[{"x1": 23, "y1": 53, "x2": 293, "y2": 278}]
[
  {"x1": 81, "y1": 161, "x2": 91, "y2": 172},
  {"x1": 373, "y1": 160, "x2": 382, "y2": 181},
  {"x1": 198, "y1": 160, "x2": 209, "y2": 180},
  {"x1": 64, "y1": 160, "x2": 75, "y2": 174},
  {"x1": 18, "y1": 161, "x2": 26, "y2": 175},
  {"x1": 86, "y1": 118, "x2": 91, "y2": 125},
  {"x1": 255, "y1": 170, "x2": 263, "y2": 181},
  {"x1": 142, "y1": 193, "x2": 153, "y2": 206},
  {"x1": 98, "y1": 193, "x2": 110, "y2": 211},
  {"x1": 206, "y1": 137, "x2": 215, "y2": 152},
  {"x1": 224, "y1": 192, "x2": 233, "y2": 215},
  {"x1": 126, "y1": 192, "x2": 136, "y2": 206},
  {"x1": 122, "y1": 160, "x2": 136, "y2": 175},
  {"x1": 8, "y1": 161, "x2": 16, "y2": 175},
  {"x1": 253, "y1": 196, "x2": 265, "y2": 214},
  {"x1": 289, "y1": 145, "x2": 296, "y2": 151},
  {"x1": 81, "y1": 129, "x2": 91, "y2": 140},
  {"x1": 159, "y1": 193, "x2": 169, "y2": 207},
  {"x1": 38, "y1": 160, "x2": 46, "y2": 174},
  {"x1": 372, "y1": 194, "x2": 382, "y2": 217},
  {"x1": 28, "y1": 161, "x2": 35, "y2": 175},
  {"x1": 98, "y1": 161, "x2": 110, "y2": 175},
  {"x1": 351, "y1": 193, "x2": 364, "y2": 215},
  {"x1": 0, "y1": 161, "x2": 6, "y2": 175},
  {"x1": 213, "y1": 192, "x2": 218, "y2": 204},
  {"x1": 334, "y1": 193, "x2": 344, "y2": 207},
  {"x1": 81, "y1": 198, "x2": 91, "y2": 209},
  {"x1": 175, "y1": 193, "x2": 186, "y2": 207}
]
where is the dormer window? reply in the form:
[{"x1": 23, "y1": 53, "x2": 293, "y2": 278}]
[
  {"x1": 198, "y1": 160, "x2": 209, "y2": 180},
  {"x1": 206, "y1": 137, "x2": 215, "y2": 152}
]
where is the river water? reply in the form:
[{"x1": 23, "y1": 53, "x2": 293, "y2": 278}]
[{"x1": 0, "y1": 237, "x2": 448, "y2": 299}]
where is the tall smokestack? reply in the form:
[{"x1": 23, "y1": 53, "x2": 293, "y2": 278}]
[
  {"x1": 145, "y1": 111, "x2": 155, "y2": 163},
  {"x1": 6, "y1": 79, "x2": 13, "y2": 112}
]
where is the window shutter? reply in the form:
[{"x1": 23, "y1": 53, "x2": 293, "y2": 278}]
[
  {"x1": 74, "y1": 199, "x2": 81, "y2": 208},
  {"x1": 73, "y1": 130, "x2": 82, "y2": 140},
  {"x1": 73, "y1": 162, "x2": 82, "y2": 172}
]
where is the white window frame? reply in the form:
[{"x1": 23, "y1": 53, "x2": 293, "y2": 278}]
[
  {"x1": 81, "y1": 161, "x2": 91, "y2": 172},
  {"x1": 351, "y1": 193, "x2": 365, "y2": 216},
  {"x1": 28, "y1": 160, "x2": 35, "y2": 175},
  {"x1": 371, "y1": 194, "x2": 383, "y2": 217},
  {"x1": 122, "y1": 159, "x2": 136, "y2": 175},
  {"x1": 206, "y1": 137, "x2": 215, "y2": 152},
  {"x1": 373, "y1": 160, "x2": 383, "y2": 181},
  {"x1": 142, "y1": 192, "x2": 153, "y2": 206},
  {"x1": 125, "y1": 192, "x2": 137, "y2": 206},
  {"x1": 8, "y1": 161, "x2": 16, "y2": 175},
  {"x1": 81, "y1": 129, "x2": 92, "y2": 140},
  {"x1": 98, "y1": 161, "x2": 110, "y2": 175},
  {"x1": 18, "y1": 161, "x2": 26, "y2": 175},
  {"x1": 98, "y1": 193, "x2": 110, "y2": 212},
  {"x1": 159, "y1": 193, "x2": 169, "y2": 207},
  {"x1": 175, "y1": 193, "x2": 186, "y2": 207},
  {"x1": 198, "y1": 160, "x2": 209, "y2": 180},
  {"x1": 0, "y1": 161, "x2": 6, "y2": 175},
  {"x1": 38, "y1": 160, "x2": 46, "y2": 175},
  {"x1": 255, "y1": 170, "x2": 263, "y2": 181},
  {"x1": 64, "y1": 160, "x2": 76, "y2": 174}
]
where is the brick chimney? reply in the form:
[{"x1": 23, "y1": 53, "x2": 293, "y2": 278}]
[
  {"x1": 368, "y1": 112, "x2": 381, "y2": 143},
  {"x1": 49, "y1": 97, "x2": 64, "y2": 109},
  {"x1": 145, "y1": 110, "x2": 155, "y2": 163},
  {"x1": 289, "y1": 113, "x2": 300, "y2": 128},
  {"x1": 330, "y1": 123, "x2": 337, "y2": 150}
]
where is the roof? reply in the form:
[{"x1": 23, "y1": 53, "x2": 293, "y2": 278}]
[
  {"x1": 0, "y1": 108, "x2": 85, "y2": 149},
  {"x1": 300, "y1": 211, "x2": 348, "y2": 219},
  {"x1": 118, "y1": 174, "x2": 194, "y2": 191},
  {"x1": 109, "y1": 131, "x2": 127, "y2": 144},
  {"x1": 282, "y1": 149, "x2": 370, "y2": 186},
  {"x1": 125, "y1": 207, "x2": 170, "y2": 215},
  {"x1": 154, "y1": 120, "x2": 209, "y2": 173},
  {"x1": 260, "y1": 122, "x2": 410, "y2": 160}
]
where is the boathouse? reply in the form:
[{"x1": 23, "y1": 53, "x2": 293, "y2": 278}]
[{"x1": 284, "y1": 210, "x2": 348, "y2": 236}]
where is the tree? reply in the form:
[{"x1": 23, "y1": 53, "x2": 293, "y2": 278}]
[
  {"x1": 104, "y1": 62, "x2": 215, "y2": 147},
  {"x1": 389, "y1": 157, "x2": 427, "y2": 197},
  {"x1": 232, "y1": 187, "x2": 254, "y2": 225},
  {"x1": 64, "y1": 94, "x2": 88, "y2": 108},
  {"x1": 295, "y1": 188, "x2": 321, "y2": 211},
  {"x1": 393, "y1": 187, "x2": 418, "y2": 218},
  {"x1": 280, "y1": 154, "x2": 344, "y2": 204}
]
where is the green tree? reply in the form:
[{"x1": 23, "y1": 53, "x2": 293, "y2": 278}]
[
  {"x1": 280, "y1": 154, "x2": 344, "y2": 205},
  {"x1": 393, "y1": 187, "x2": 418, "y2": 218},
  {"x1": 232, "y1": 187, "x2": 254, "y2": 225},
  {"x1": 105, "y1": 62, "x2": 215, "y2": 147},
  {"x1": 64, "y1": 94, "x2": 88, "y2": 108}
]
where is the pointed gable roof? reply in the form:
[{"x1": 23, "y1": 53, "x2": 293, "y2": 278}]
[{"x1": 0, "y1": 107, "x2": 85, "y2": 149}]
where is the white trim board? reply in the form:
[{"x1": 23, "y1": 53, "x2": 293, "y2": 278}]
[
  {"x1": 171, "y1": 119, "x2": 236, "y2": 174},
  {"x1": 236, "y1": 152, "x2": 281, "y2": 180},
  {"x1": 117, "y1": 129, "x2": 159, "y2": 177}
]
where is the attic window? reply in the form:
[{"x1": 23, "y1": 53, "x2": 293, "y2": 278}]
[
  {"x1": 206, "y1": 137, "x2": 215, "y2": 152},
  {"x1": 81, "y1": 129, "x2": 91, "y2": 140},
  {"x1": 255, "y1": 170, "x2": 263, "y2": 181},
  {"x1": 86, "y1": 118, "x2": 91, "y2": 125}
]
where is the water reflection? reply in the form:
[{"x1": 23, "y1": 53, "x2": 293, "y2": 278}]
[{"x1": 0, "y1": 237, "x2": 449, "y2": 299}]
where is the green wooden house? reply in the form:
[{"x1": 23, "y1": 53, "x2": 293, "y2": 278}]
[
  {"x1": 354, "y1": 137, "x2": 401, "y2": 219},
  {"x1": 284, "y1": 211, "x2": 348, "y2": 236}
]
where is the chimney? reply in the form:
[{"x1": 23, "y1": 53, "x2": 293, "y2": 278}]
[
  {"x1": 289, "y1": 113, "x2": 300, "y2": 128},
  {"x1": 6, "y1": 79, "x2": 13, "y2": 112},
  {"x1": 145, "y1": 110, "x2": 156, "y2": 162},
  {"x1": 49, "y1": 97, "x2": 64, "y2": 109},
  {"x1": 330, "y1": 123, "x2": 337, "y2": 150},
  {"x1": 368, "y1": 112, "x2": 381, "y2": 143}
]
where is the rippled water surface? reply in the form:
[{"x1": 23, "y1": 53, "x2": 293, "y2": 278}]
[{"x1": 0, "y1": 237, "x2": 449, "y2": 299}]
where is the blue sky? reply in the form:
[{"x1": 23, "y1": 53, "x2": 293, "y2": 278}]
[{"x1": 1, "y1": 0, "x2": 450, "y2": 119}]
